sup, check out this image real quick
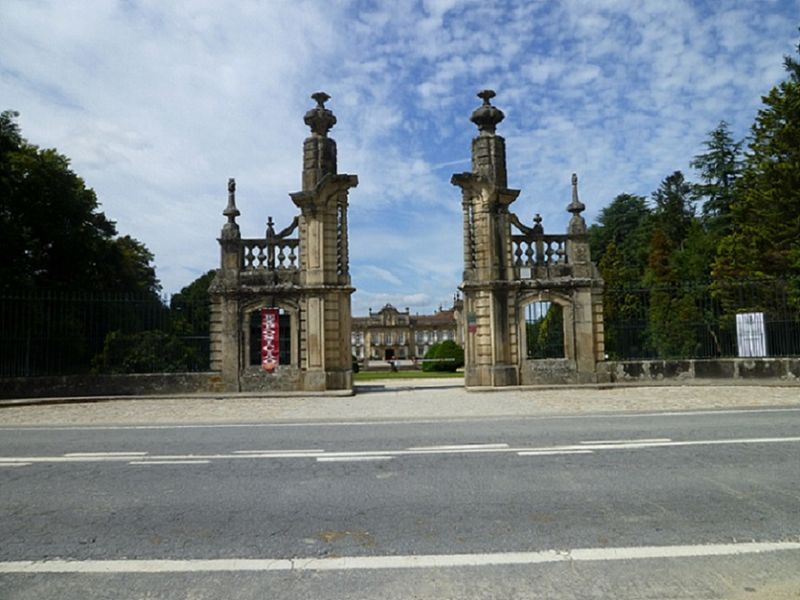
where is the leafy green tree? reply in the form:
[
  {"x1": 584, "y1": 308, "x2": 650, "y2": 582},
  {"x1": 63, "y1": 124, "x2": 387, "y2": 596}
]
[
  {"x1": 690, "y1": 121, "x2": 743, "y2": 234},
  {"x1": 170, "y1": 270, "x2": 215, "y2": 338},
  {"x1": 713, "y1": 37, "x2": 800, "y2": 309},
  {"x1": 589, "y1": 193, "x2": 652, "y2": 273},
  {"x1": 651, "y1": 171, "x2": 695, "y2": 247},
  {"x1": 0, "y1": 110, "x2": 158, "y2": 295}
]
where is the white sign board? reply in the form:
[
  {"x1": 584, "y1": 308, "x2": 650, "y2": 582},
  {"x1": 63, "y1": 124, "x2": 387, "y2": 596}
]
[{"x1": 736, "y1": 312, "x2": 767, "y2": 357}]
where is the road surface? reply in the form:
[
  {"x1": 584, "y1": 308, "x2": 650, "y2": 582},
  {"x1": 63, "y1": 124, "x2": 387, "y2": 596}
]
[{"x1": 1, "y1": 401, "x2": 799, "y2": 598}]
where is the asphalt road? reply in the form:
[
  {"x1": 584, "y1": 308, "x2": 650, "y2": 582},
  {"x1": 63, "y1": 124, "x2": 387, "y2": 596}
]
[{"x1": 1, "y1": 405, "x2": 799, "y2": 599}]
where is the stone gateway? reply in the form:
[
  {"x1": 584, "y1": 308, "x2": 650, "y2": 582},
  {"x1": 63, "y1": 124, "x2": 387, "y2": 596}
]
[
  {"x1": 452, "y1": 91, "x2": 605, "y2": 387},
  {"x1": 209, "y1": 93, "x2": 357, "y2": 392}
]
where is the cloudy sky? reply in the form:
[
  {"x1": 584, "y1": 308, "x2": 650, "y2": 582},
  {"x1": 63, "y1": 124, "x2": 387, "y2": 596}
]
[{"x1": 2, "y1": 0, "x2": 798, "y2": 314}]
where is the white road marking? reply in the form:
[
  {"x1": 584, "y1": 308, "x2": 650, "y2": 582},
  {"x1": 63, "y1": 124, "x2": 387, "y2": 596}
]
[
  {"x1": 315, "y1": 456, "x2": 393, "y2": 462},
  {"x1": 64, "y1": 452, "x2": 147, "y2": 457},
  {"x1": 408, "y1": 443, "x2": 509, "y2": 451},
  {"x1": 0, "y1": 462, "x2": 30, "y2": 467},
  {"x1": 579, "y1": 438, "x2": 671, "y2": 444},
  {"x1": 234, "y1": 449, "x2": 324, "y2": 454},
  {"x1": 1, "y1": 435, "x2": 799, "y2": 466},
  {"x1": 2, "y1": 407, "x2": 799, "y2": 432},
  {"x1": 517, "y1": 450, "x2": 594, "y2": 456},
  {"x1": 1, "y1": 541, "x2": 798, "y2": 573},
  {"x1": 128, "y1": 460, "x2": 210, "y2": 465}
]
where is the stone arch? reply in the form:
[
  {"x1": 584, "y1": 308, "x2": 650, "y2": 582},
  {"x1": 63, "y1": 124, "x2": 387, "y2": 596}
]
[
  {"x1": 240, "y1": 297, "x2": 300, "y2": 371},
  {"x1": 452, "y1": 90, "x2": 604, "y2": 387},
  {"x1": 517, "y1": 290, "x2": 571, "y2": 362},
  {"x1": 209, "y1": 93, "x2": 357, "y2": 392}
]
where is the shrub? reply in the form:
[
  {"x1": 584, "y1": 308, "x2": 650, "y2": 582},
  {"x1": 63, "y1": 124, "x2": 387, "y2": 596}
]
[
  {"x1": 92, "y1": 330, "x2": 201, "y2": 374},
  {"x1": 422, "y1": 340, "x2": 464, "y2": 372}
]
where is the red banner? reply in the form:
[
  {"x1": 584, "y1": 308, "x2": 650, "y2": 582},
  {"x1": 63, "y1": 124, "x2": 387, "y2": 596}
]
[{"x1": 261, "y1": 308, "x2": 279, "y2": 372}]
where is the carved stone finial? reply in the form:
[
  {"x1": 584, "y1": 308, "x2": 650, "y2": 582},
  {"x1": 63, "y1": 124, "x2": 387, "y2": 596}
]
[
  {"x1": 532, "y1": 213, "x2": 544, "y2": 234},
  {"x1": 221, "y1": 177, "x2": 240, "y2": 239},
  {"x1": 304, "y1": 91, "x2": 337, "y2": 137},
  {"x1": 470, "y1": 89, "x2": 505, "y2": 136},
  {"x1": 567, "y1": 173, "x2": 587, "y2": 234},
  {"x1": 266, "y1": 216, "x2": 275, "y2": 238}
]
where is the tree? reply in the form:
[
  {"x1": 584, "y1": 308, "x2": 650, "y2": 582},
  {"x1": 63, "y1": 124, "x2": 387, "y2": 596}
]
[
  {"x1": 0, "y1": 110, "x2": 159, "y2": 294},
  {"x1": 713, "y1": 37, "x2": 800, "y2": 309},
  {"x1": 589, "y1": 193, "x2": 652, "y2": 273},
  {"x1": 651, "y1": 171, "x2": 695, "y2": 247},
  {"x1": 690, "y1": 121, "x2": 743, "y2": 234}
]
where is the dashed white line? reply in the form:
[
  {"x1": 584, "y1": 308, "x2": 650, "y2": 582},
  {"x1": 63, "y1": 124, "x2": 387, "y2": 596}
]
[
  {"x1": 234, "y1": 449, "x2": 324, "y2": 454},
  {"x1": 64, "y1": 452, "x2": 148, "y2": 457},
  {"x1": 2, "y1": 435, "x2": 798, "y2": 467},
  {"x1": 128, "y1": 460, "x2": 210, "y2": 465},
  {"x1": 1, "y1": 541, "x2": 798, "y2": 573},
  {"x1": 0, "y1": 463, "x2": 30, "y2": 467},
  {"x1": 315, "y1": 456, "x2": 393, "y2": 463},
  {"x1": 579, "y1": 438, "x2": 671, "y2": 445},
  {"x1": 517, "y1": 450, "x2": 594, "y2": 456},
  {"x1": 408, "y1": 443, "x2": 509, "y2": 451}
]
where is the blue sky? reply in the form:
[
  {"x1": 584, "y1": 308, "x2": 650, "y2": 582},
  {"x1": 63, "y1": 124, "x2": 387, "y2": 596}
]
[{"x1": 2, "y1": 0, "x2": 798, "y2": 314}]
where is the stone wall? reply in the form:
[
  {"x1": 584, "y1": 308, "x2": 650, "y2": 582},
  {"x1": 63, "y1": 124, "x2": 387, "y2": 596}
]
[
  {"x1": 0, "y1": 372, "x2": 225, "y2": 400},
  {"x1": 599, "y1": 358, "x2": 800, "y2": 383}
]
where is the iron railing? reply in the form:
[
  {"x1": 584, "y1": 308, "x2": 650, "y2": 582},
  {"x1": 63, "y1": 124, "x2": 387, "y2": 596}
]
[
  {"x1": 0, "y1": 291, "x2": 210, "y2": 377},
  {"x1": 602, "y1": 279, "x2": 800, "y2": 360}
]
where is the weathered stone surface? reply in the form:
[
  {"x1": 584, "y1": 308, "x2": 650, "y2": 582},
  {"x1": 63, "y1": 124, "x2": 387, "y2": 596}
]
[
  {"x1": 454, "y1": 90, "x2": 604, "y2": 387},
  {"x1": 0, "y1": 373, "x2": 223, "y2": 399},
  {"x1": 694, "y1": 360, "x2": 736, "y2": 379},
  {"x1": 737, "y1": 359, "x2": 785, "y2": 379},
  {"x1": 209, "y1": 93, "x2": 356, "y2": 392}
]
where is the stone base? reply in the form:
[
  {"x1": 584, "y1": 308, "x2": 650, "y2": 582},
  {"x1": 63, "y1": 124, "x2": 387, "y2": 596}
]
[{"x1": 465, "y1": 364, "x2": 518, "y2": 387}]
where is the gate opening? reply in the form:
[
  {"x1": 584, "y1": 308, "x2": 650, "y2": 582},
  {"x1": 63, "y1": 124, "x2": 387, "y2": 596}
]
[{"x1": 525, "y1": 302, "x2": 565, "y2": 359}]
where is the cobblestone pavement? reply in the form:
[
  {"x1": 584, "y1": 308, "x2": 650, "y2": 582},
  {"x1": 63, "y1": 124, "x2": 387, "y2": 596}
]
[{"x1": 1, "y1": 382, "x2": 799, "y2": 426}]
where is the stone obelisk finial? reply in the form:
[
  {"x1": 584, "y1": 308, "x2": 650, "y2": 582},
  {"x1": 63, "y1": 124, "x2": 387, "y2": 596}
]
[
  {"x1": 469, "y1": 90, "x2": 507, "y2": 187},
  {"x1": 221, "y1": 177, "x2": 241, "y2": 239},
  {"x1": 302, "y1": 92, "x2": 338, "y2": 190},
  {"x1": 567, "y1": 173, "x2": 587, "y2": 234}
]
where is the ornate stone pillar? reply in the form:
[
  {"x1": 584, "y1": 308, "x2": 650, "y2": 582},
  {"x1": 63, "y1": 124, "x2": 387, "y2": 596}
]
[
  {"x1": 452, "y1": 90, "x2": 521, "y2": 387},
  {"x1": 290, "y1": 93, "x2": 358, "y2": 391},
  {"x1": 565, "y1": 174, "x2": 605, "y2": 380},
  {"x1": 210, "y1": 178, "x2": 242, "y2": 392}
]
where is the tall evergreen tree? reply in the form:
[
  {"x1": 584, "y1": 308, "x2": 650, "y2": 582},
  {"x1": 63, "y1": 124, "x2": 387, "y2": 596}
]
[
  {"x1": 690, "y1": 121, "x2": 743, "y2": 234},
  {"x1": 713, "y1": 37, "x2": 800, "y2": 308},
  {"x1": 651, "y1": 171, "x2": 695, "y2": 247}
]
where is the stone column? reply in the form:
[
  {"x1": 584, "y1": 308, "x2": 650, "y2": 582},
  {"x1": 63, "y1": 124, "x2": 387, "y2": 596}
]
[
  {"x1": 565, "y1": 173, "x2": 605, "y2": 382},
  {"x1": 291, "y1": 93, "x2": 358, "y2": 390},
  {"x1": 452, "y1": 91, "x2": 521, "y2": 387},
  {"x1": 210, "y1": 178, "x2": 243, "y2": 392}
]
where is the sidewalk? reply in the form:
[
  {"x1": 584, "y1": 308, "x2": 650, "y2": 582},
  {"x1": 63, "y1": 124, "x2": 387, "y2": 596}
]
[{"x1": 1, "y1": 380, "x2": 799, "y2": 426}]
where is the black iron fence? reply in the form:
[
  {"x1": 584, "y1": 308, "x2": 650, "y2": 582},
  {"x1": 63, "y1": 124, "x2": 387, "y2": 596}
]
[
  {"x1": 0, "y1": 291, "x2": 210, "y2": 378},
  {"x1": 603, "y1": 279, "x2": 800, "y2": 360}
]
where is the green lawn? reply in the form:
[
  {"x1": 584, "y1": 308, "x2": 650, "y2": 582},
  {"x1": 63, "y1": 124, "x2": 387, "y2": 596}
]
[{"x1": 353, "y1": 370, "x2": 464, "y2": 381}]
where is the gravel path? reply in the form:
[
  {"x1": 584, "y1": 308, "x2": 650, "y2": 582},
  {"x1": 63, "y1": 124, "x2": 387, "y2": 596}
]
[{"x1": 1, "y1": 382, "x2": 799, "y2": 426}]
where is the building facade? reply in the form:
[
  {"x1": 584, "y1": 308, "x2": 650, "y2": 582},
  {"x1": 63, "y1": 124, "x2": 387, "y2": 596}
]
[{"x1": 352, "y1": 301, "x2": 463, "y2": 367}]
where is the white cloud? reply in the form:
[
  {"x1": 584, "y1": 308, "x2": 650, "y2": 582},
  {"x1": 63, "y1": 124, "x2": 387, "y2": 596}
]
[{"x1": 1, "y1": 0, "x2": 798, "y2": 315}]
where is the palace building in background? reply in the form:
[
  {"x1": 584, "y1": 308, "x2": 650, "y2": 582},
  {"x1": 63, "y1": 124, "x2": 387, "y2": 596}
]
[{"x1": 352, "y1": 299, "x2": 463, "y2": 367}]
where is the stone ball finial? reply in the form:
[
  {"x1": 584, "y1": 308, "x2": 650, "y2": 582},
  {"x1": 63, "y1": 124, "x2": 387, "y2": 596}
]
[
  {"x1": 470, "y1": 89, "x2": 505, "y2": 135},
  {"x1": 304, "y1": 91, "x2": 337, "y2": 137}
]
